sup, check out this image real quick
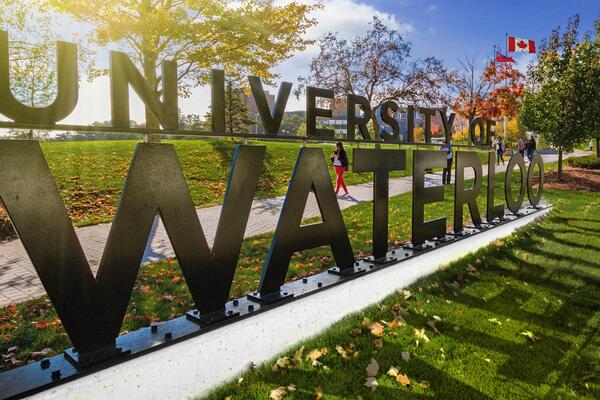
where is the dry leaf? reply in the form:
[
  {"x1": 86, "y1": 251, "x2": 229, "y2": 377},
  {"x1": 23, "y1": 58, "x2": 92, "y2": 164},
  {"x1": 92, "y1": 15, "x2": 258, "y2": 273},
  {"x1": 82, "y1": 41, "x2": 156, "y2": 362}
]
[
  {"x1": 401, "y1": 351, "x2": 410, "y2": 361},
  {"x1": 413, "y1": 328, "x2": 430, "y2": 343},
  {"x1": 400, "y1": 289, "x2": 411, "y2": 300},
  {"x1": 287, "y1": 384, "x2": 297, "y2": 392},
  {"x1": 237, "y1": 377, "x2": 244, "y2": 386},
  {"x1": 488, "y1": 318, "x2": 502, "y2": 325},
  {"x1": 361, "y1": 317, "x2": 371, "y2": 327},
  {"x1": 270, "y1": 387, "x2": 287, "y2": 400},
  {"x1": 387, "y1": 366, "x2": 399, "y2": 377},
  {"x1": 364, "y1": 377, "x2": 379, "y2": 391},
  {"x1": 433, "y1": 315, "x2": 441, "y2": 322},
  {"x1": 366, "y1": 358, "x2": 379, "y2": 377},
  {"x1": 396, "y1": 373, "x2": 411, "y2": 387},
  {"x1": 521, "y1": 331, "x2": 540, "y2": 341},
  {"x1": 369, "y1": 322, "x2": 385, "y2": 337},
  {"x1": 293, "y1": 346, "x2": 304, "y2": 366},
  {"x1": 418, "y1": 381, "x2": 431, "y2": 389},
  {"x1": 373, "y1": 338, "x2": 383, "y2": 349},
  {"x1": 427, "y1": 320, "x2": 440, "y2": 334},
  {"x1": 306, "y1": 347, "x2": 328, "y2": 362},
  {"x1": 315, "y1": 386, "x2": 323, "y2": 400},
  {"x1": 350, "y1": 328, "x2": 363, "y2": 337}
]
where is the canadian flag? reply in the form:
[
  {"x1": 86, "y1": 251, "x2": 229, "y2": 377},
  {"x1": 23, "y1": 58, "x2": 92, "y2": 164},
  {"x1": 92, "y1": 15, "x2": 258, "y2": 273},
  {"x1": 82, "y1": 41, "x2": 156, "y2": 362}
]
[{"x1": 508, "y1": 36, "x2": 536, "y2": 53}]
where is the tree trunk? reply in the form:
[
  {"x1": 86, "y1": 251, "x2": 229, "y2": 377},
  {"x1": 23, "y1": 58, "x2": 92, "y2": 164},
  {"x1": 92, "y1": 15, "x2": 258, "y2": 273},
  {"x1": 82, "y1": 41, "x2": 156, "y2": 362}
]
[
  {"x1": 557, "y1": 146, "x2": 563, "y2": 181},
  {"x1": 596, "y1": 137, "x2": 599, "y2": 158}
]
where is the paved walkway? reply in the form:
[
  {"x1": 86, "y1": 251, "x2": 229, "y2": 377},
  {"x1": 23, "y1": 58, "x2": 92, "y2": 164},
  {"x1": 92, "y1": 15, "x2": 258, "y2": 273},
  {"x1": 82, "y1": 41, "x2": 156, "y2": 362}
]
[{"x1": 0, "y1": 151, "x2": 586, "y2": 306}]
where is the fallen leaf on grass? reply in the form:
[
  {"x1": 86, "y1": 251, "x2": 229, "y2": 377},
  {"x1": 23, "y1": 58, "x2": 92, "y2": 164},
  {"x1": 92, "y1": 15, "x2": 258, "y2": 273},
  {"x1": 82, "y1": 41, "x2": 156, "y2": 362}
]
[
  {"x1": 369, "y1": 322, "x2": 385, "y2": 337},
  {"x1": 287, "y1": 384, "x2": 296, "y2": 392},
  {"x1": 373, "y1": 338, "x2": 383, "y2": 349},
  {"x1": 521, "y1": 331, "x2": 540, "y2": 341},
  {"x1": 396, "y1": 373, "x2": 411, "y2": 387},
  {"x1": 237, "y1": 377, "x2": 244, "y2": 385},
  {"x1": 387, "y1": 366, "x2": 399, "y2": 377},
  {"x1": 306, "y1": 347, "x2": 328, "y2": 362},
  {"x1": 315, "y1": 386, "x2": 323, "y2": 399},
  {"x1": 270, "y1": 387, "x2": 287, "y2": 400},
  {"x1": 335, "y1": 343, "x2": 359, "y2": 360},
  {"x1": 364, "y1": 377, "x2": 379, "y2": 391},
  {"x1": 293, "y1": 346, "x2": 304, "y2": 366},
  {"x1": 272, "y1": 356, "x2": 293, "y2": 373},
  {"x1": 427, "y1": 320, "x2": 440, "y2": 334},
  {"x1": 350, "y1": 328, "x2": 363, "y2": 337},
  {"x1": 361, "y1": 317, "x2": 371, "y2": 327},
  {"x1": 488, "y1": 318, "x2": 502, "y2": 325},
  {"x1": 413, "y1": 328, "x2": 430, "y2": 343},
  {"x1": 418, "y1": 381, "x2": 431, "y2": 389},
  {"x1": 366, "y1": 358, "x2": 379, "y2": 377},
  {"x1": 400, "y1": 289, "x2": 411, "y2": 300},
  {"x1": 401, "y1": 351, "x2": 411, "y2": 361}
]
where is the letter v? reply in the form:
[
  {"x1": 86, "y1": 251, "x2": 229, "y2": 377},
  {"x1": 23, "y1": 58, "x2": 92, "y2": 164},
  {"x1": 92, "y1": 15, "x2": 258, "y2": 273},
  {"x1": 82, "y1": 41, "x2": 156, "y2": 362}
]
[
  {"x1": 0, "y1": 141, "x2": 264, "y2": 355},
  {"x1": 248, "y1": 76, "x2": 292, "y2": 135}
]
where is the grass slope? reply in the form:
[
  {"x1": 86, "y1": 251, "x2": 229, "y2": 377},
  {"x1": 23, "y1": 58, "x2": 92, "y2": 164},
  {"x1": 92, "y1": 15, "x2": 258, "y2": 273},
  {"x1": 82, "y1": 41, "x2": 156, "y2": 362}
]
[
  {"x1": 38, "y1": 140, "x2": 486, "y2": 226},
  {"x1": 199, "y1": 187, "x2": 600, "y2": 400}
]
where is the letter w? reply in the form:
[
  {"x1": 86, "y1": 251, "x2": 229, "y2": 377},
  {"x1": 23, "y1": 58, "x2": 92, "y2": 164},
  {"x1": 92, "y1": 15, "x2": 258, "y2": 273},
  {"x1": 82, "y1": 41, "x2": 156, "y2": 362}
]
[{"x1": 0, "y1": 141, "x2": 264, "y2": 354}]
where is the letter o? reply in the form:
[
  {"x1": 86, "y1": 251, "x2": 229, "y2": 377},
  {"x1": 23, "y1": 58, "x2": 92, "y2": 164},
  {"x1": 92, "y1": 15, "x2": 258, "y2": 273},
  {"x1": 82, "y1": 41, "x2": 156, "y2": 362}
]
[
  {"x1": 527, "y1": 154, "x2": 544, "y2": 207},
  {"x1": 504, "y1": 153, "x2": 527, "y2": 214},
  {"x1": 469, "y1": 117, "x2": 485, "y2": 146}
]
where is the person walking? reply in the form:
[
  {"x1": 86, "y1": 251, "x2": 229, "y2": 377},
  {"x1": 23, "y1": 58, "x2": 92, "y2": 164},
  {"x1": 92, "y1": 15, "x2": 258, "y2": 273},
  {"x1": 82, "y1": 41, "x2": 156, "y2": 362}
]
[
  {"x1": 517, "y1": 137, "x2": 526, "y2": 158},
  {"x1": 332, "y1": 142, "x2": 349, "y2": 196},
  {"x1": 494, "y1": 136, "x2": 505, "y2": 165},
  {"x1": 440, "y1": 140, "x2": 453, "y2": 184},
  {"x1": 526, "y1": 135, "x2": 536, "y2": 162}
]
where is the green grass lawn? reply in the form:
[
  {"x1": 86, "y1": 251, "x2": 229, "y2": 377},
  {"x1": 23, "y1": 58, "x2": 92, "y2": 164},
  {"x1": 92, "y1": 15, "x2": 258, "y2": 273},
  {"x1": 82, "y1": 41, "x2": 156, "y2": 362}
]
[
  {"x1": 198, "y1": 184, "x2": 599, "y2": 399},
  {"x1": 35, "y1": 140, "x2": 487, "y2": 227}
]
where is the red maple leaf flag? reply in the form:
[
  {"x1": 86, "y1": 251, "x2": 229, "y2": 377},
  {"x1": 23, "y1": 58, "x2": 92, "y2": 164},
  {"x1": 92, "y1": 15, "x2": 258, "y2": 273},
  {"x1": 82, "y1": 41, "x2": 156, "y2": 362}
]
[
  {"x1": 496, "y1": 52, "x2": 515, "y2": 63},
  {"x1": 508, "y1": 36, "x2": 535, "y2": 53}
]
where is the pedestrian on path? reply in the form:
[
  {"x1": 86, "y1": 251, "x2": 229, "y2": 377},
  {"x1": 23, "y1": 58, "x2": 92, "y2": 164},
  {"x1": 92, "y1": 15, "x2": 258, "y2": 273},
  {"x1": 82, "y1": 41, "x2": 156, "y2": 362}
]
[
  {"x1": 518, "y1": 137, "x2": 526, "y2": 158},
  {"x1": 332, "y1": 142, "x2": 349, "y2": 196},
  {"x1": 526, "y1": 135, "x2": 536, "y2": 162},
  {"x1": 494, "y1": 136, "x2": 506, "y2": 165},
  {"x1": 440, "y1": 140, "x2": 453, "y2": 184}
]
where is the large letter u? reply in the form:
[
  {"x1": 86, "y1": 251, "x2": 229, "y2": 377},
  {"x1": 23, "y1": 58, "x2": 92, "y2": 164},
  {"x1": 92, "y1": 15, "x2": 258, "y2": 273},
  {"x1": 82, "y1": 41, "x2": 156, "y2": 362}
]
[{"x1": 0, "y1": 30, "x2": 78, "y2": 124}]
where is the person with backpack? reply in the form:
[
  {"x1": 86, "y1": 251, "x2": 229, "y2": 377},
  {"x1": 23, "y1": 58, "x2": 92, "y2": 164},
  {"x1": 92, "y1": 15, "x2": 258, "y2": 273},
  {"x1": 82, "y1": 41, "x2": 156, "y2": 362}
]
[
  {"x1": 494, "y1": 136, "x2": 505, "y2": 165},
  {"x1": 526, "y1": 135, "x2": 536, "y2": 161},
  {"x1": 440, "y1": 140, "x2": 453, "y2": 184},
  {"x1": 331, "y1": 142, "x2": 349, "y2": 196}
]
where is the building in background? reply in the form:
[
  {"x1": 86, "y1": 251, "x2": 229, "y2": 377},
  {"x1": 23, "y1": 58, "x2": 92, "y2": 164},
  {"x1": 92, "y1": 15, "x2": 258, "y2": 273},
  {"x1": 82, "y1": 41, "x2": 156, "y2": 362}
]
[{"x1": 242, "y1": 91, "x2": 275, "y2": 134}]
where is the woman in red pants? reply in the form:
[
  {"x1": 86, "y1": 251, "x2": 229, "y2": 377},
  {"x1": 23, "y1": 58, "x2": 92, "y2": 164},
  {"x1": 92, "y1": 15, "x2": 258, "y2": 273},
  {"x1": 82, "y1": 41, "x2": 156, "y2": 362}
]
[{"x1": 331, "y1": 142, "x2": 349, "y2": 196}]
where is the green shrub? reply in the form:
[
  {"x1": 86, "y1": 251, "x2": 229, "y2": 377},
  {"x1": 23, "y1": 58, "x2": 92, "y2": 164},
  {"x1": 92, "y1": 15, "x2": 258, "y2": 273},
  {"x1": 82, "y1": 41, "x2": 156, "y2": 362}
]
[{"x1": 567, "y1": 155, "x2": 600, "y2": 169}]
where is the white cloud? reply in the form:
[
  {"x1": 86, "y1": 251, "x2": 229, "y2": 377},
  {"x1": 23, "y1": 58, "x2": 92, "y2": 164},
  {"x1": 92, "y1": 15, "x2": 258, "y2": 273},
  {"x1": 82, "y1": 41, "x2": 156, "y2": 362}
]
[
  {"x1": 273, "y1": 0, "x2": 414, "y2": 109},
  {"x1": 426, "y1": 4, "x2": 438, "y2": 12},
  {"x1": 306, "y1": 0, "x2": 413, "y2": 40}
]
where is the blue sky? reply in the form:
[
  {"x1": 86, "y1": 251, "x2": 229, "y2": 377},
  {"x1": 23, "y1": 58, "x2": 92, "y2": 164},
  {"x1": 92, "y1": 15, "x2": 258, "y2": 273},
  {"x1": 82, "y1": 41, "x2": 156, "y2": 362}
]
[{"x1": 4, "y1": 0, "x2": 599, "y2": 125}]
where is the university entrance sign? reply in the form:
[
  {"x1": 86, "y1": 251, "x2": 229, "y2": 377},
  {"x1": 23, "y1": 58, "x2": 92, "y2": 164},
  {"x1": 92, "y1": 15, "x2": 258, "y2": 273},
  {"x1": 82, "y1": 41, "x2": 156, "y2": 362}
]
[{"x1": 0, "y1": 32, "x2": 545, "y2": 399}]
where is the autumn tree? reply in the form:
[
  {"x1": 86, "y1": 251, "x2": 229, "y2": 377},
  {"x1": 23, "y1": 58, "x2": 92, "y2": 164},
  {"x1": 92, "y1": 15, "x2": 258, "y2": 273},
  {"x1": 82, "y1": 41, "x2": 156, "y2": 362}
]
[
  {"x1": 521, "y1": 15, "x2": 599, "y2": 179},
  {"x1": 450, "y1": 56, "x2": 524, "y2": 131},
  {"x1": 48, "y1": 0, "x2": 318, "y2": 141},
  {"x1": 297, "y1": 16, "x2": 451, "y2": 134}
]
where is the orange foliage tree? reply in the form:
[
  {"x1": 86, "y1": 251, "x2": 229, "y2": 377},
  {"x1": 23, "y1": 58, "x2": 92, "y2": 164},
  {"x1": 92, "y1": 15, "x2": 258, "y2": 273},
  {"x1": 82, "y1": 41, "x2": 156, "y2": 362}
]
[{"x1": 450, "y1": 57, "x2": 524, "y2": 124}]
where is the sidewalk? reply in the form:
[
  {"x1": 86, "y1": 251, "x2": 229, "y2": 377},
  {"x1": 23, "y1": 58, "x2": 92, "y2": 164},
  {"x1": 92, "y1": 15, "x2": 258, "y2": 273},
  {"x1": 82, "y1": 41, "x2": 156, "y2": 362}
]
[{"x1": 0, "y1": 151, "x2": 586, "y2": 306}]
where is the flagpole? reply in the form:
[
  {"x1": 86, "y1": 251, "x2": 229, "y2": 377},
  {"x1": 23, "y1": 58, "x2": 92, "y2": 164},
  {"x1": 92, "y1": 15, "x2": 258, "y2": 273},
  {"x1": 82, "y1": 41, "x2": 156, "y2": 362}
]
[
  {"x1": 503, "y1": 33, "x2": 508, "y2": 140},
  {"x1": 492, "y1": 44, "x2": 496, "y2": 124}
]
